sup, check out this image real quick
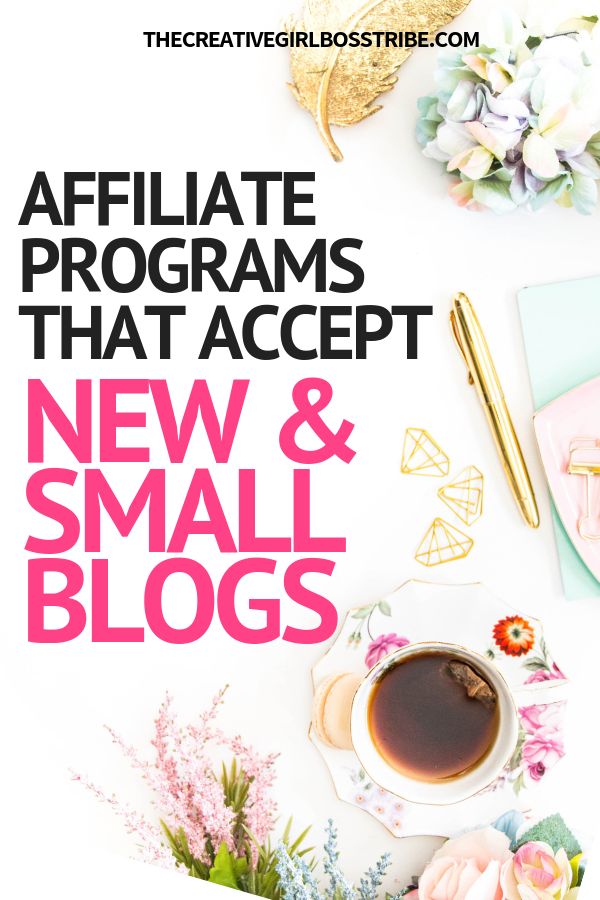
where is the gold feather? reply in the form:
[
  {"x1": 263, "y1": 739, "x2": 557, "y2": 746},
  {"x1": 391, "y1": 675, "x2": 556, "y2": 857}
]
[{"x1": 287, "y1": 0, "x2": 472, "y2": 160}]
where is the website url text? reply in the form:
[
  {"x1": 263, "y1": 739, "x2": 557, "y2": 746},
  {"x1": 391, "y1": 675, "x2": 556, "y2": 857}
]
[{"x1": 143, "y1": 31, "x2": 479, "y2": 49}]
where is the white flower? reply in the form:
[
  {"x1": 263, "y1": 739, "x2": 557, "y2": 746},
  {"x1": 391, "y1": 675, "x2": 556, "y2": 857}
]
[
  {"x1": 525, "y1": 0, "x2": 600, "y2": 37},
  {"x1": 418, "y1": 5, "x2": 600, "y2": 214},
  {"x1": 523, "y1": 106, "x2": 593, "y2": 177},
  {"x1": 519, "y1": 34, "x2": 600, "y2": 177},
  {"x1": 481, "y1": 8, "x2": 529, "y2": 59}
]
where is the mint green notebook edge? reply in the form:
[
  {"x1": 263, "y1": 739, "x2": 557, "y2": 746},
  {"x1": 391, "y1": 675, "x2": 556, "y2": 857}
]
[{"x1": 518, "y1": 275, "x2": 600, "y2": 600}]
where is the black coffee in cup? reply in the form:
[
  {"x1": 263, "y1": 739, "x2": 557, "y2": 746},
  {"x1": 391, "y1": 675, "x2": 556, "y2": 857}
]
[{"x1": 367, "y1": 650, "x2": 499, "y2": 782}]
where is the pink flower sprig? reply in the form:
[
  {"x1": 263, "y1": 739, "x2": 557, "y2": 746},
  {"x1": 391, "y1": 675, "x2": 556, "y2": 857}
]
[
  {"x1": 76, "y1": 688, "x2": 278, "y2": 871},
  {"x1": 71, "y1": 773, "x2": 180, "y2": 871}
]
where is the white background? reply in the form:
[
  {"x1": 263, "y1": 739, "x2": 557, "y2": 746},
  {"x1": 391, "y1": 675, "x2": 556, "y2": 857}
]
[{"x1": 3, "y1": 0, "x2": 600, "y2": 896}]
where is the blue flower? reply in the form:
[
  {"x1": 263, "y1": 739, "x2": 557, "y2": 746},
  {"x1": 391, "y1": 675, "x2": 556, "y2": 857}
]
[{"x1": 493, "y1": 809, "x2": 525, "y2": 844}]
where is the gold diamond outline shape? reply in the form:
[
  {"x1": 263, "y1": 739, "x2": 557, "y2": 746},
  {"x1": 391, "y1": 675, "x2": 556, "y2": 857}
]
[
  {"x1": 415, "y1": 517, "x2": 473, "y2": 567},
  {"x1": 401, "y1": 428, "x2": 450, "y2": 478},
  {"x1": 438, "y1": 465, "x2": 484, "y2": 525}
]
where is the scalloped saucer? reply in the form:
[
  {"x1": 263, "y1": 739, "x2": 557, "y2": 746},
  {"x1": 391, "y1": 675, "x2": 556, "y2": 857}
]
[{"x1": 310, "y1": 580, "x2": 568, "y2": 838}]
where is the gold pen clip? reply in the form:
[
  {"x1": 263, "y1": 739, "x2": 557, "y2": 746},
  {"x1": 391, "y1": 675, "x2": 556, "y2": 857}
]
[{"x1": 450, "y1": 309, "x2": 474, "y2": 386}]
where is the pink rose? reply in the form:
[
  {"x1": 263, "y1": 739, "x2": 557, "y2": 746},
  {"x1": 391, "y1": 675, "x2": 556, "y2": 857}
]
[
  {"x1": 527, "y1": 761, "x2": 547, "y2": 781},
  {"x1": 525, "y1": 663, "x2": 565, "y2": 684},
  {"x1": 365, "y1": 633, "x2": 410, "y2": 668},
  {"x1": 522, "y1": 728, "x2": 565, "y2": 781},
  {"x1": 501, "y1": 842, "x2": 572, "y2": 899},
  {"x1": 519, "y1": 702, "x2": 565, "y2": 735},
  {"x1": 418, "y1": 827, "x2": 512, "y2": 900}
]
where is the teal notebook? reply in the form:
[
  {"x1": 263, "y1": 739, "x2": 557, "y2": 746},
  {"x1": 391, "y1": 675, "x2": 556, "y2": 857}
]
[{"x1": 518, "y1": 275, "x2": 600, "y2": 600}]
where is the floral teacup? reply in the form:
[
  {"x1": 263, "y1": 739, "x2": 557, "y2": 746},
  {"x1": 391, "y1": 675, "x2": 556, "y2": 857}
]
[{"x1": 352, "y1": 641, "x2": 524, "y2": 806}]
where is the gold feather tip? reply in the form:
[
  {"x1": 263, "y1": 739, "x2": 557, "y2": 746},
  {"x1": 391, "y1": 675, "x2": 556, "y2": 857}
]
[{"x1": 286, "y1": 0, "x2": 472, "y2": 160}]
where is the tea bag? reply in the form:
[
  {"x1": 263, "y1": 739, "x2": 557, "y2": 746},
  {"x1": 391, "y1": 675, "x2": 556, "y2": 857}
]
[{"x1": 446, "y1": 661, "x2": 497, "y2": 710}]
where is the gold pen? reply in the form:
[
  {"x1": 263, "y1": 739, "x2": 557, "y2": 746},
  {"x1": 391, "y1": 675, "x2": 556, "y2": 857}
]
[{"x1": 450, "y1": 292, "x2": 540, "y2": 529}]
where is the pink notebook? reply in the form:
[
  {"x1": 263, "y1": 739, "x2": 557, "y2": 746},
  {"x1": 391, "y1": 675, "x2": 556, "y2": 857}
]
[{"x1": 534, "y1": 378, "x2": 600, "y2": 583}]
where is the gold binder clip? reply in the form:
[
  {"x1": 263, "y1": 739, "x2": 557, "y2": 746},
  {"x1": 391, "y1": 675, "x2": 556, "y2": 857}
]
[{"x1": 568, "y1": 438, "x2": 600, "y2": 541}]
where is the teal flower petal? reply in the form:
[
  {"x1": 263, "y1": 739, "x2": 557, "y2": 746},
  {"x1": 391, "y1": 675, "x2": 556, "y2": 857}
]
[
  {"x1": 416, "y1": 95, "x2": 444, "y2": 147},
  {"x1": 417, "y1": 95, "x2": 441, "y2": 119},
  {"x1": 570, "y1": 172, "x2": 598, "y2": 214},
  {"x1": 416, "y1": 119, "x2": 440, "y2": 146}
]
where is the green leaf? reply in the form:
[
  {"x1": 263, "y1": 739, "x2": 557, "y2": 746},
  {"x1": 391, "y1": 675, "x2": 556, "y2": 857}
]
[
  {"x1": 378, "y1": 599, "x2": 392, "y2": 616},
  {"x1": 508, "y1": 728, "x2": 527, "y2": 770},
  {"x1": 530, "y1": 174, "x2": 571, "y2": 211},
  {"x1": 160, "y1": 821, "x2": 210, "y2": 879},
  {"x1": 526, "y1": 36, "x2": 542, "y2": 50},
  {"x1": 570, "y1": 852, "x2": 583, "y2": 886},
  {"x1": 587, "y1": 132, "x2": 600, "y2": 159},
  {"x1": 351, "y1": 606, "x2": 372, "y2": 620},
  {"x1": 570, "y1": 172, "x2": 598, "y2": 215},
  {"x1": 512, "y1": 771, "x2": 525, "y2": 796},
  {"x1": 514, "y1": 814, "x2": 582, "y2": 857},
  {"x1": 288, "y1": 825, "x2": 312, "y2": 856},
  {"x1": 472, "y1": 178, "x2": 516, "y2": 213},
  {"x1": 523, "y1": 657, "x2": 548, "y2": 671},
  {"x1": 494, "y1": 166, "x2": 513, "y2": 183},
  {"x1": 235, "y1": 859, "x2": 248, "y2": 877},
  {"x1": 209, "y1": 843, "x2": 244, "y2": 890}
]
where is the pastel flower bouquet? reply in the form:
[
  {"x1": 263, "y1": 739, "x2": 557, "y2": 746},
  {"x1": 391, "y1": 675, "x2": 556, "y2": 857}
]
[
  {"x1": 277, "y1": 812, "x2": 586, "y2": 900},
  {"x1": 76, "y1": 691, "x2": 586, "y2": 900},
  {"x1": 417, "y1": 5, "x2": 600, "y2": 213},
  {"x1": 75, "y1": 689, "x2": 313, "y2": 896}
]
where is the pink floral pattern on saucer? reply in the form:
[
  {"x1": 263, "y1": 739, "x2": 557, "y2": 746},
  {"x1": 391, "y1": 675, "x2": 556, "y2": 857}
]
[{"x1": 310, "y1": 580, "x2": 568, "y2": 838}]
